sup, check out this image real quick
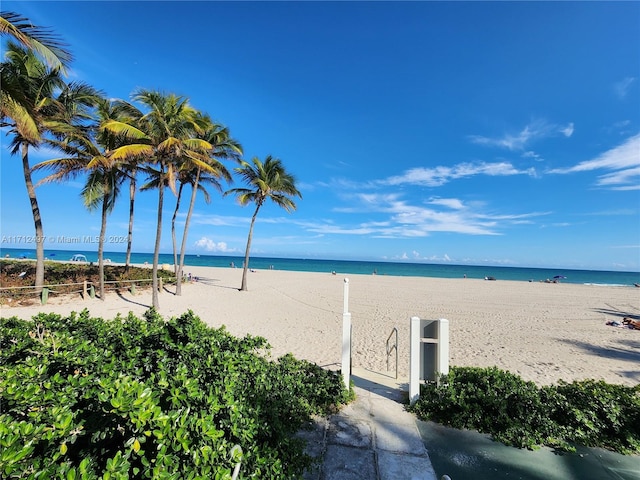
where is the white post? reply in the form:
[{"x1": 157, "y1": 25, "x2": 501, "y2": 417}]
[
  {"x1": 409, "y1": 316, "x2": 421, "y2": 405},
  {"x1": 342, "y1": 312, "x2": 352, "y2": 389},
  {"x1": 343, "y1": 277, "x2": 349, "y2": 314},
  {"x1": 437, "y1": 319, "x2": 449, "y2": 382},
  {"x1": 342, "y1": 278, "x2": 351, "y2": 389}
]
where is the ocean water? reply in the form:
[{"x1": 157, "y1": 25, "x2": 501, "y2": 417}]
[{"x1": 2, "y1": 247, "x2": 639, "y2": 287}]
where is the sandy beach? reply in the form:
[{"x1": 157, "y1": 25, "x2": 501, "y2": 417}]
[{"x1": 2, "y1": 264, "x2": 639, "y2": 387}]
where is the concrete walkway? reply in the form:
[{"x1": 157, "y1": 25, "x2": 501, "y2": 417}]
[
  {"x1": 299, "y1": 367, "x2": 439, "y2": 480},
  {"x1": 297, "y1": 368, "x2": 640, "y2": 480}
]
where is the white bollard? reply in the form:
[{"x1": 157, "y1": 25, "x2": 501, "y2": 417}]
[
  {"x1": 342, "y1": 312, "x2": 352, "y2": 389},
  {"x1": 343, "y1": 277, "x2": 349, "y2": 313},
  {"x1": 342, "y1": 278, "x2": 351, "y2": 389}
]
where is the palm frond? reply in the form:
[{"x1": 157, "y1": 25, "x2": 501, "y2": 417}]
[
  {"x1": 0, "y1": 11, "x2": 73, "y2": 72},
  {"x1": 101, "y1": 119, "x2": 149, "y2": 140}
]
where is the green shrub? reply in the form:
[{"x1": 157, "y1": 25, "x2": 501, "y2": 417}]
[
  {"x1": 0, "y1": 309, "x2": 351, "y2": 478},
  {"x1": 409, "y1": 366, "x2": 640, "y2": 454}
]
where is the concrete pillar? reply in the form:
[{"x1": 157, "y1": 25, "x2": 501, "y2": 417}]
[
  {"x1": 409, "y1": 316, "x2": 421, "y2": 405},
  {"x1": 409, "y1": 317, "x2": 450, "y2": 405},
  {"x1": 437, "y1": 319, "x2": 450, "y2": 384}
]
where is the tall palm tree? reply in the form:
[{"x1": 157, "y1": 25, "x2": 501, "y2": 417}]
[
  {"x1": 103, "y1": 90, "x2": 211, "y2": 308},
  {"x1": 172, "y1": 121, "x2": 241, "y2": 295},
  {"x1": 124, "y1": 164, "x2": 137, "y2": 268},
  {"x1": 1, "y1": 11, "x2": 72, "y2": 143},
  {"x1": 108, "y1": 99, "x2": 143, "y2": 269},
  {"x1": 0, "y1": 42, "x2": 66, "y2": 292},
  {"x1": 34, "y1": 95, "x2": 126, "y2": 301},
  {"x1": 225, "y1": 156, "x2": 301, "y2": 291}
]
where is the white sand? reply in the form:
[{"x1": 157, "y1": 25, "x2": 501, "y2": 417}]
[{"x1": 2, "y1": 265, "x2": 639, "y2": 386}]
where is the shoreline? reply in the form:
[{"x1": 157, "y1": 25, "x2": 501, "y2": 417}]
[
  {"x1": 2, "y1": 249, "x2": 639, "y2": 286},
  {"x1": 1, "y1": 264, "x2": 639, "y2": 387}
]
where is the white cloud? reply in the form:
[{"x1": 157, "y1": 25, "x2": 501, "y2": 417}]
[
  {"x1": 384, "y1": 161, "x2": 535, "y2": 187},
  {"x1": 469, "y1": 120, "x2": 575, "y2": 150},
  {"x1": 561, "y1": 122, "x2": 574, "y2": 137},
  {"x1": 192, "y1": 214, "x2": 248, "y2": 227},
  {"x1": 614, "y1": 77, "x2": 636, "y2": 99},
  {"x1": 428, "y1": 198, "x2": 465, "y2": 210},
  {"x1": 302, "y1": 193, "x2": 549, "y2": 238},
  {"x1": 548, "y1": 133, "x2": 640, "y2": 188},
  {"x1": 522, "y1": 151, "x2": 543, "y2": 161},
  {"x1": 194, "y1": 237, "x2": 237, "y2": 252}
]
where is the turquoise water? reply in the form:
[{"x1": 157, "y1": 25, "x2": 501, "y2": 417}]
[{"x1": 2, "y1": 247, "x2": 639, "y2": 287}]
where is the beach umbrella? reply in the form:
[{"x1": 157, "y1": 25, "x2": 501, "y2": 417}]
[{"x1": 553, "y1": 275, "x2": 567, "y2": 282}]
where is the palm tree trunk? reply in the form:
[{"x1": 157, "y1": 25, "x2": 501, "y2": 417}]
[
  {"x1": 240, "y1": 205, "x2": 260, "y2": 291},
  {"x1": 125, "y1": 175, "x2": 136, "y2": 269},
  {"x1": 21, "y1": 143, "x2": 45, "y2": 292},
  {"x1": 152, "y1": 174, "x2": 165, "y2": 309},
  {"x1": 176, "y1": 169, "x2": 200, "y2": 296},
  {"x1": 171, "y1": 183, "x2": 184, "y2": 279},
  {"x1": 98, "y1": 194, "x2": 108, "y2": 300}
]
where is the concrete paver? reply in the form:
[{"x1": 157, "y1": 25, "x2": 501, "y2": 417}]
[{"x1": 300, "y1": 367, "x2": 438, "y2": 480}]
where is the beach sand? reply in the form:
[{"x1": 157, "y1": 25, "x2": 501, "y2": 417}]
[{"x1": 2, "y1": 265, "x2": 639, "y2": 387}]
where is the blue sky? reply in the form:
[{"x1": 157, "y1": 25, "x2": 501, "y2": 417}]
[{"x1": 1, "y1": 1, "x2": 639, "y2": 271}]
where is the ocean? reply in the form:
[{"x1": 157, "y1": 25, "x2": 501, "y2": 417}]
[{"x1": 2, "y1": 247, "x2": 639, "y2": 287}]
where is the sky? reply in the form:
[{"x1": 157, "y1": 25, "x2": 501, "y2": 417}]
[{"x1": 1, "y1": 1, "x2": 639, "y2": 271}]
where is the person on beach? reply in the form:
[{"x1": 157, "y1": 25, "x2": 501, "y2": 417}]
[{"x1": 622, "y1": 317, "x2": 640, "y2": 330}]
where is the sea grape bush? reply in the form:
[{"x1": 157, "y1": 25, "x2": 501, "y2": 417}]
[
  {"x1": 0, "y1": 309, "x2": 351, "y2": 479},
  {"x1": 410, "y1": 366, "x2": 640, "y2": 454}
]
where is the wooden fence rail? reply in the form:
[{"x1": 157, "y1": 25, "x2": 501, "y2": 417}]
[{"x1": 0, "y1": 276, "x2": 176, "y2": 305}]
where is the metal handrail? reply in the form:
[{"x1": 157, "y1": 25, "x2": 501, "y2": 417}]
[{"x1": 386, "y1": 327, "x2": 398, "y2": 379}]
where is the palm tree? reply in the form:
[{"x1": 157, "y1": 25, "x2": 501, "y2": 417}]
[
  {"x1": 108, "y1": 99, "x2": 143, "y2": 269},
  {"x1": 0, "y1": 42, "x2": 66, "y2": 292},
  {"x1": 103, "y1": 90, "x2": 211, "y2": 309},
  {"x1": 34, "y1": 95, "x2": 126, "y2": 301},
  {"x1": 1, "y1": 11, "x2": 72, "y2": 143},
  {"x1": 225, "y1": 156, "x2": 301, "y2": 291},
  {"x1": 173, "y1": 121, "x2": 241, "y2": 295},
  {"x1": 124, "y1": 163, "x2": 137, "y2": 268}
]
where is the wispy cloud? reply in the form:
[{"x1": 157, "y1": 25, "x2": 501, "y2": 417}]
[
  {"x1": 469, "y1": 120, "x2": 574, "y2": 151},
  {"x1": 561, "y1": 122, "x2": 575, "y2": 137},
  {"x1": 548, "y1": 133, "x2": 640, "y2": 189},
  {"x1": 192, "y1": 214, "x2": 249, "y2": 227},
  {"x1": 614, "y1": 77, "x2": 636, "y2": 99},
  {"x1": 383, "y1": 161, "x2": 535, "y2": 187},
  {"x1": 428, "y1": 197, "x2": 465, "y2": 210},
  {"x1": 522, "y1": 151, "x2": 544, "y2": 162},
  {"x1": 300, "y1": 193, "x2": 549, "y2": 238}
]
